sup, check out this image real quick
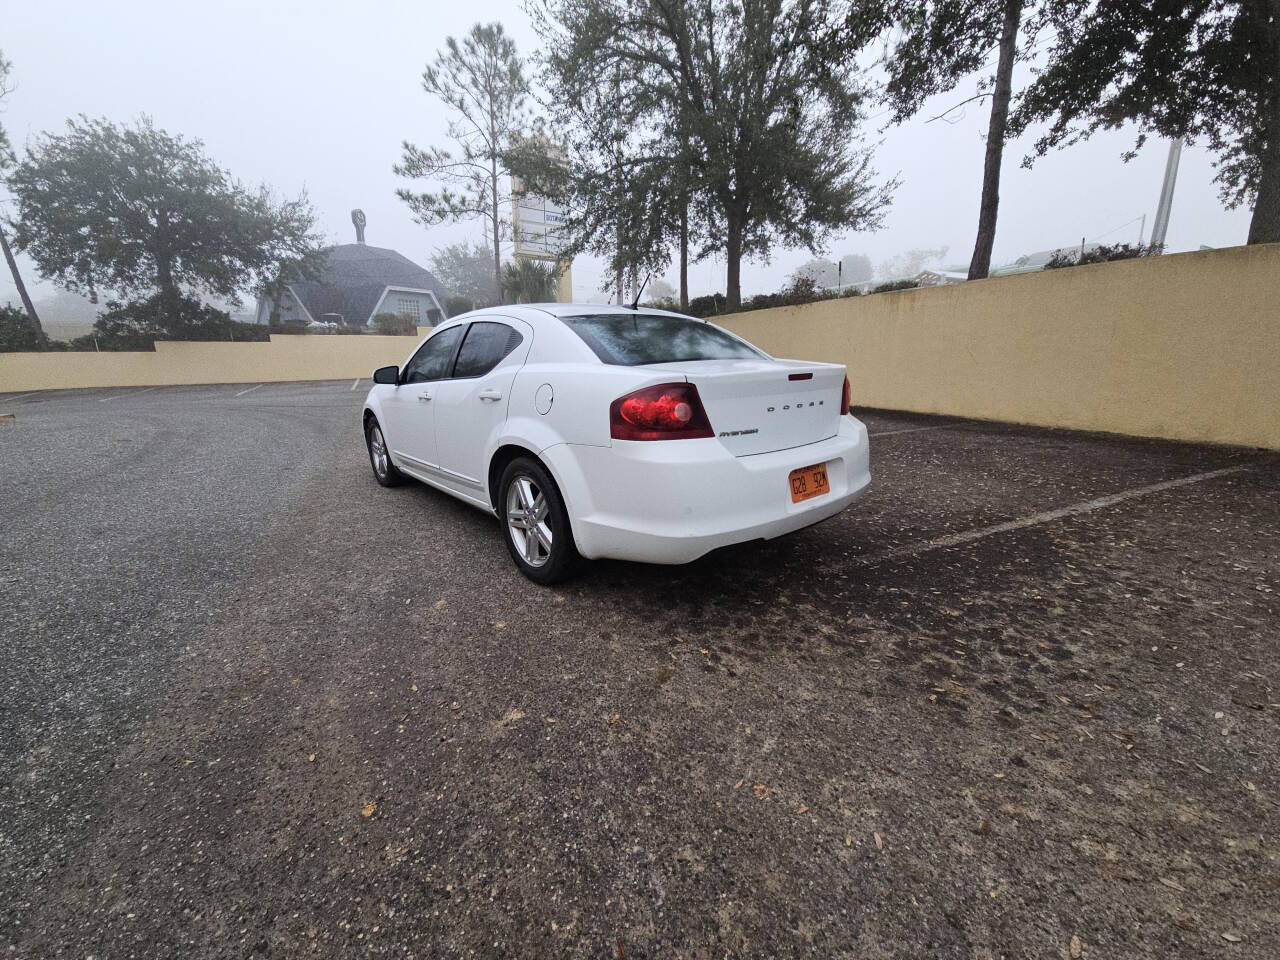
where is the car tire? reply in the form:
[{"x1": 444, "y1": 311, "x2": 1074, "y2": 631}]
[
  {"x1": 365, "y1": 417, "x2": 405, "y2": 487},
  {"x1": 499, "y1": 456, "x2": 581, "y2": 584}
]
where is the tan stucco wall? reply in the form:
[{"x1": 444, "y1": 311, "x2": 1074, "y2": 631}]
[
  {"x1": 717, "y1": 244, "x2": 1280, "y2": 450},
  {"x1": 0, "y1": 328, "x2": 433, "y2": 392}
]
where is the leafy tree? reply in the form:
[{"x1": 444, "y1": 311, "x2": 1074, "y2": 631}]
[
  {"x1": 8, "y1": 116, "x2": 322, "y2": 315},
  {"x1": 506, "y1": 82, "x2": 697, "y2": 306},
  {"x1": 502, "y1": 258, "x2": 558, "y2": 303},
  {"x1": 878, "y1": 246, "x2": 949, "y2": 279},
  {"x1": 530, "y1": 0, "x2": 894, "y2": 310},
  {"x1": 791, "y1": 258, "x2": 840, "y2": 288},
  {"x1": 1011, "y1": 0, "x2": 1280, "y2": 245},
  {"x1": 838, "y1": 253, "x2": 874, "y2": 285},
  {"x1": 428, "y1": 239, "x2": 498, "y2": 308},
  {"x1": 645, "y1": 277, "x2": 676, "y2": 302},
  {"x1": 0, "y1": 50, "x2": 45, "y2": 344},
  {"x1": 0, "y1": 52, "x2": 10, "y2": 166},
  {"x1": 790, "y1": 253, "x2": 872, "y2": 289},
  {"x1": 882, "y1": 0, "x2": 1051, "y2": 279},
  {"x1": 395, "y1": 23, "x2": 529, "y2": 305}
]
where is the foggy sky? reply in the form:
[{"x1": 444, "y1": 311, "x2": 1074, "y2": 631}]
[{"x1": 0, "y1": 0, "x2": 1253, "y2": 308}]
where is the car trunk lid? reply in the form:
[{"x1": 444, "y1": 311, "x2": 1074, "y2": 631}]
[{"x1": 643, "y1": 358, "x2": 845, "y2": 456}]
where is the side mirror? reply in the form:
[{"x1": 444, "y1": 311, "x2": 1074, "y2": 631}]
[{"x1": 372, "y1": 365, "x2": 399, "y2": 385}]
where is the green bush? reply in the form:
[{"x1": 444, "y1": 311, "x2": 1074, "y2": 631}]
[
  {"x1": 1044, "y1": 242, "x2": 1163, "y2": 270},
  {"x1": 870, "y1": 279, "x2": 919, "y2": 293},
  {"x1": 686, "y1": 293, "x2": 728, "y2": 318},
  {"x1": 444, "y1": 295, "x2": 474, "y2": 317},
  {"x1": 0, "y1": 304, "x2": 49, "y2": 351},
  {"x1": 268, "y1": 320, "x2": 312, "y2": 336},
  {"x1": 686, "y1": 276, "x2": 872, "y2": 319},
  {"x1": 372, "y1": 312, "x2": 417, "y2": 336},
  {"x1": 66, "y1": 294, "x2": 269, "y2": 350}
]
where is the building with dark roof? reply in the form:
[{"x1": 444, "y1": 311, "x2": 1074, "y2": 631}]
[{"x1": 255, "y1": 230, "x2": 447, "y2": 328}]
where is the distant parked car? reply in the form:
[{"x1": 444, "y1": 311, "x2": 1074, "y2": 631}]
[{"x1": 362, "y1": 305, "x2": 871, "y2": 583}]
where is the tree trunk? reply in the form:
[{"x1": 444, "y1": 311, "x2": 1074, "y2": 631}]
[
  {"x1": 0, "y1": 223, "x2": 44, "y2": 345},
  {"x1": 968, "y1": 0, "x2": 1022, "y2": 280},
  {"x1": 679, "y1": 196, "x2": 689, "y2": 311},
  {"x1": 725, "y1": 209, "x2": 743, "y2": 311},
  {"x1": 615, "y1": 221, "x2": 624, "y2": 304},
  {"x1": 491, "y1": 158, "x2": 503, "y2": 304},
  {"x1": 1248, "y1": 4, "x2": 1280, "y2": 244}
]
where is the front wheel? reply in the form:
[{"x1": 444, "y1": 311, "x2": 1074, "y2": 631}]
[
  {"x1": 499, "y1": 457, "x2": 581, "y2": 584},
  {"x1": 366, "y1": 418, "x2": 404, "y2": 487}
]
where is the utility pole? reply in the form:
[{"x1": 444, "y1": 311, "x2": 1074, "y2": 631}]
[{"x1": 1149, "y1": 138, "x2": 1184, "y2": 252}]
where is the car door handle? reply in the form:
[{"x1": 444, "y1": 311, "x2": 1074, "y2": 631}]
[
  {"x1": 417, "y1": 391, "x2": 432, "y2": 402},
  {"x1": 478, "y1": 389, "x2": 503, "y2": 402}
]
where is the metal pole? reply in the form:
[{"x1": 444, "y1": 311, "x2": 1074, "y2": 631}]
[
  {"x1": 1149, "y1": 138, "x2": 1184, "y2": 252},
  {"x1": 1138, "y1": 213, "x2": 1146, "y2": 246}
]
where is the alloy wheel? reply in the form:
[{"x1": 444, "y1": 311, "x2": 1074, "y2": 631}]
[
  {"x1": 369, "y1": 426, "x2": 389, "y2": 479},
  {"x1": 506, "y1": 474, "x2": 553, "y2": 568}
]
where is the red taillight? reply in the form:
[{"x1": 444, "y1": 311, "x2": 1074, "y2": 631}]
[
  {"x1": 840, "y1": 375, "x2": 851, "y2": 416},
  {"x1": 610, "y1": 382, "x2": 714, "y2": 441}
]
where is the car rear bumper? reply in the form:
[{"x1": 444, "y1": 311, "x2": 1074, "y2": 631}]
[{"x1": 541, "y1": 416, "x2": 871, "y2": 564}]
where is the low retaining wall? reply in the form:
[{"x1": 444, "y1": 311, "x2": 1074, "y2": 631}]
[
  {"x1": 717, "y1": 244, "x2": 1280, "y2": 450},
  {"x1": 0, "y1": 328, "x2": 432, "y2": 391}
]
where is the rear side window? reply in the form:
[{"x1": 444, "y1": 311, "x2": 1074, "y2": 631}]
[
  {"x1": 559, "y1": 313, "x2": 764, "y2": 365},
  {"x1": 452, "y1": 321, "x2": 524, "y2": 378}
]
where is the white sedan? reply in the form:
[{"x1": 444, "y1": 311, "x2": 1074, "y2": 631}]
[{"x1": 362, "y1": 305, "x2": 870, "y2": 583}]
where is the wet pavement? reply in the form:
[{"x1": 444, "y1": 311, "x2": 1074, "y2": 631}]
[{"x1": 1, "y1": 383, "x2": 1276, "y2": 958}]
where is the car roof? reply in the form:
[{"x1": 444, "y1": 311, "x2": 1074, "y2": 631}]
[{"x1": 441, "y1": 303, "x2": 696, "y2": 328}]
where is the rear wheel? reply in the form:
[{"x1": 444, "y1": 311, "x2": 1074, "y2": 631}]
[
  {"x1": 499, "y1": 457, "x2": 580, "y2": 584},
  {"x1": 365, "y1": 418, "x2": 404, "y2": 487}
]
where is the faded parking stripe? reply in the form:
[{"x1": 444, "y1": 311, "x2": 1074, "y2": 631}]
[
  {"x1": 854, "y1": 463, "x2": 1255, "y2": 566},
  {"x1": 868, "y1": 424, "x2": 953, "y2": 438},
  {"x1": 98, "y1": 386, "x2": 159, "y2": 402}
]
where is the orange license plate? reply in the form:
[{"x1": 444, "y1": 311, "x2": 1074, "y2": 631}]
[{"x1": 789, "y1": 463, "x2": 830, "y2": 503}]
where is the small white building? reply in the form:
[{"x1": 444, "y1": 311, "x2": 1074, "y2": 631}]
[{"x1": 255, "y1": 242, "x2": 446, "y2": 327}]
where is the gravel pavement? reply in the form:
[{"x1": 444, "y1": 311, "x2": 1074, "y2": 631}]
[{"x1": 1, "y1": 383, "x2": 1276, "y2": 958}]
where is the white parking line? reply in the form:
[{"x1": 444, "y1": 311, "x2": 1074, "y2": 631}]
[
  {"x1": 854, "y1": 464, "x2": 1254, "y2": 567},
  {"x1": 0, "y1": 392, "x2": 39, "y2": 402},
  {"x1": 234, "y1": 383, "x2": 263, "y2": 397},
  {"x1": 869, "y1": 424, "x2": 953, "y2": 438},
  {"x1": 350, "y1": 378, "x2": 360, "y2": 390},
  {"x1": 99, "y1": 386, "x2": 158, "y2": 403}
]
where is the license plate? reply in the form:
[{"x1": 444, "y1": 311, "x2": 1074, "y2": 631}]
[{"x1": 788, "y1": 463, "x2": 830, "y2": 503}]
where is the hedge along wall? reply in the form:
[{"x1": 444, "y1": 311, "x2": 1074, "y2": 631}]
[
  {"x1": 716, "y1": 244, "x2": 1280, "y2": 450},
  {"x1": 0, "y1": 329, "x2": 434, "y2": 392}
]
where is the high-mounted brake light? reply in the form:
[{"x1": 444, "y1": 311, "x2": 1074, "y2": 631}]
[
  {"x1": 840, "y1": 375, "x2": 851, "y2": 416},
  {"x1": 610, "y1": 382, "x2": 715, "y2": 441}
]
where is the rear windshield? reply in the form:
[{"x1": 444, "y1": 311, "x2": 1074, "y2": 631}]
[{"x1": 559, "y1": 313, "x2": 765, "y2": 365}]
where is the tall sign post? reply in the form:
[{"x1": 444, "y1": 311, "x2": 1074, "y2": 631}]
[{"x1": 511, "y1": 175, "x2": 573, "y2": 303}]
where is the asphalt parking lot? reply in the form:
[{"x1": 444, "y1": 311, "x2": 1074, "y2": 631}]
[{"x1": 1, "y1": 381, "x2": 1277, "y2": 959}]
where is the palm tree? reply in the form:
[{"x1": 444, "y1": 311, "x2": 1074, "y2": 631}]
[{"x1": 502, "y1": 258, "x2": 557, "y2": 304}]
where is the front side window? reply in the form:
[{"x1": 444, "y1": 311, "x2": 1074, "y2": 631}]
[
  {"x1": 402, "y1": 325, "x2": 464, "y2": 383},
  {"x1": 559, "y1": 313, "x2": 765, "y2": 366},
  {"x1": 452, "y1": 321, "x2": 524, "y2": 378}
]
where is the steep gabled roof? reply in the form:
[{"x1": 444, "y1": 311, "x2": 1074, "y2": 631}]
[{"x1": 288, "y1": 244, "x2": 446, "y2": 323}]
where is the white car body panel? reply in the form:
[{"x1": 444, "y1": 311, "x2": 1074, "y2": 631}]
[{"x1": 363, "y1": 304, "x2": 871, "y2": 565}]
